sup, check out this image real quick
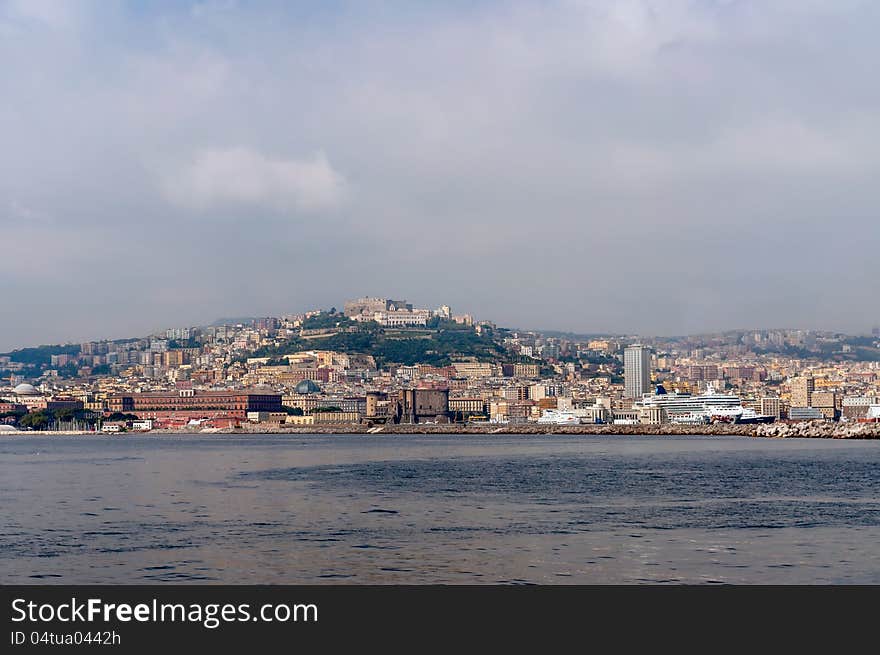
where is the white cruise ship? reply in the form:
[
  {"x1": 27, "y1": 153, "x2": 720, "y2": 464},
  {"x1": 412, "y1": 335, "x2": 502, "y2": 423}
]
[
  {"x1": 536, "y1": 409, "x2": 581, "y2": 425},
  {"x1": 636, "y1": 384, "x2": 773, "y2": 424}
]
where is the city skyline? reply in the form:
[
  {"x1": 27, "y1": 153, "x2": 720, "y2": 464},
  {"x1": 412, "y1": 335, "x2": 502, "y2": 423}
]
[
  {"x1": 2, "y1": 295, "x2": 879, "y2": 354},
  {"x1": 3, "y1": 1, "x2": 880, "y2": 350},
  {"x1": 4, "y1": 294, "x2": 880, "y2": 434}
]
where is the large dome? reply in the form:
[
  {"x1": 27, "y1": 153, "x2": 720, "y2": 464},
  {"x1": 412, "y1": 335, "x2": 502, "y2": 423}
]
[
  {"x1": 294, "y1": 379, "x2": 321, "y2": 394},
  {"x1": 13, "y1": 383, "x2": 38, "y2": 396}
]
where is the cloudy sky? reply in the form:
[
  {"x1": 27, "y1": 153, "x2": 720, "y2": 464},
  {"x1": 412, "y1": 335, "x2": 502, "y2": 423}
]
[{"x1": 2, "y1": 0, "x2": 879, "y2": 350}]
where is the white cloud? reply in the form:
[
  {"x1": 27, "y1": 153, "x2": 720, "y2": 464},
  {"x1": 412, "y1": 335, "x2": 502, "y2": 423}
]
[
  {"x1": 2, "y1": 0, "x2": 880, "y2": 347},
  {"x1": 162, "y1": 147, "x2": 346, "y2": 214}
]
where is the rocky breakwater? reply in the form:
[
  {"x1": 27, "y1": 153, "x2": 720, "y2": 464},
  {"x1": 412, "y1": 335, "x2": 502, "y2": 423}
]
[
  {"x1": 170, "y1": 421, "x2": 880, "y2": 439},
  {"x1": 234, "y1": 422, "x2": 756, "y2": 436},
  {"x1": 377, "y1": 422, "x2": 756, "y2": 436},
  {"x1": 754, "y1": 421, "x2": 880, "y2": 439}
]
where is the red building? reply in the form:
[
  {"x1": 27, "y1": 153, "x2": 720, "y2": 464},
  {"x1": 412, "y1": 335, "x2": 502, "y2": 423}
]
[{"x1": 107, "y1": 390, "x2": 281, "y2": 419}]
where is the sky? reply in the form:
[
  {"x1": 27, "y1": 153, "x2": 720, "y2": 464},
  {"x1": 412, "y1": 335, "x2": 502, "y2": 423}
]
[{"x1": 2, "y1": 0, "x2": 879, "y2": 350}]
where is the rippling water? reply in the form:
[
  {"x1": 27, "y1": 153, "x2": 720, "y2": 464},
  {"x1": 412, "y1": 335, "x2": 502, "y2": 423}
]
[{"x1": 2, "y1": 434, "x2": 880, "y2": 583}]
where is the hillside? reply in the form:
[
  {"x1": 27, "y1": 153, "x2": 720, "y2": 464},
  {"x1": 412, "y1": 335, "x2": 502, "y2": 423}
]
[{"x1": 251, "y1": 315, "x2": 507, "y2": 367}]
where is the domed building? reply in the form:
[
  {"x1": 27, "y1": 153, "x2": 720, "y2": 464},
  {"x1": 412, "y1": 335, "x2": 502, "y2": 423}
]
[
  {"x1": 13, "y1": 383, "x2": 38, "y2": 396},
  {"x1": 10, "y1": 383, "x2": 48, "y2": 411},
  {"x1": 294, "y1": 379, "x2": 322, "y2": 394}
]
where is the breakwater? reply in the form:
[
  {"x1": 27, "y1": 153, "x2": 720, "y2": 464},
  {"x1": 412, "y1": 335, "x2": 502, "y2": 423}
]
[
  {"x1": 225, "y1": 421, "x2": 880, "y2": 439},
  {"x1": 6, "y1": 421, "x2": 879, "y2": 438}
]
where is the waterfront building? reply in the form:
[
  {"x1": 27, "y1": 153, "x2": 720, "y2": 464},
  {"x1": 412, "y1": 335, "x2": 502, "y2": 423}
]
[
  {"x1": 638, "y1": 405, "x2": 668, "y2": 425},
  {"x1": 842, "y1": 396, "x2": 878, "y2": 420},
  {"x1": 810, "y1": 391, "x2": 838, "y2": 420},
  {"x1": 313, "y1": 411, "x2": 360, "y2": 424},
  {"x1": 788, "y1": 406, "x2": 824, "y2": 421},
  {"x1": 759, "y1": 397, "x2": 782, "y2": 419},
  {"x1": 397, "y1": 388, "x2": 450, "y2": 424},
  {"x1": 107, "y1": 390, "x2": 282, "y2": 419},
  {"x1": 448, "y1": 398, "x2": 485, "y2": 414}
]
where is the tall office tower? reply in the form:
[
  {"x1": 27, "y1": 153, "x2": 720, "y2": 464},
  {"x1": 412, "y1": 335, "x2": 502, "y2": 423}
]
[
  {"x1": 790, "y1": 375, "x2": 815, "y2": 408},
  {"x1": 624, "y1": 344, "x2": 652, "y2": 399}
]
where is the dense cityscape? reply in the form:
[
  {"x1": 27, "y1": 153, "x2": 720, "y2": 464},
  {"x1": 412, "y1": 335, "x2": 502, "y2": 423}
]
[{"x1": 2, "y1": 295, "x2": 880, "y2": 434}]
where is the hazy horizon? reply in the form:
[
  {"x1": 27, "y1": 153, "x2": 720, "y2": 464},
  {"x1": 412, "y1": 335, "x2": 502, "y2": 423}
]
[
  {"x1": 2, "y1": 298, "x2": 875, "y2": 353},
  {"x1": 3, "y1": 1, "x2": 879, "y2": 351}
]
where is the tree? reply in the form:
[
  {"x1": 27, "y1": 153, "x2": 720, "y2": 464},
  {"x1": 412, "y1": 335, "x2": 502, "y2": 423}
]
[
  {"x1": 106, "y1": 412, "x2": 138, "y2": 422},
  {"x1": 281, "y1": 406, "x2": 304, "y2": 415},
  {"x1": 3, "y1": 344, "x2": 80, "y2": 366},
  {"x1": 19, "y1": 412, "x2": 50, "y2": 430}
]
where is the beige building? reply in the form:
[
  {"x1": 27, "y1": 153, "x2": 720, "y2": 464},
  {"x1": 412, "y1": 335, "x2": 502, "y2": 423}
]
[
  {"x1": 313, "y1": 411, "x2": 360, "y2": 424},
  {"x1": 810, "y1": 391, "x2": 838, "y2": 419},
  {"x1": 448, "y1": 398, "x2": 485, "y2": 414},
  {"x1": 502, "y1": 386, "x2": 530, "y2": 401},
  {"x1": 513, "y1": 363, "x2": 539, "y2": 378},
  {"x1": 489, "y1": 399, "x2": 509, "y2": 422},
  {"x1": 790, "y1": 375, "x2": 815, "y2": 408},
  {"x1": 451, "y1": 362, "x2": 497, "y2": 378},
  {"x1": 759, "y1": 397, "x2": 782, "y2": 419},
  {"x1": 638, "y1": 406, "x2": 668, "y2": 425}
]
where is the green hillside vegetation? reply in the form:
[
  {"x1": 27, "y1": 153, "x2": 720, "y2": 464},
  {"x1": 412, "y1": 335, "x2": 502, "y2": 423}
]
[
  {"x1": 300, "y1": 312, "x2": 356, "y2": 330},
  {"x1": 2, "y1": 344, "x2": 81, "y2": 365},
  {"x1": 248, "y1": 314, "x2": 504, "y2": 367}
]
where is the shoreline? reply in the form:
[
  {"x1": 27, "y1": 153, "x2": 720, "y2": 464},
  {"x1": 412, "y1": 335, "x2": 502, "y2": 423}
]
[{"x1": 5, "y1": 421, "x2": 880, "y2": 439}]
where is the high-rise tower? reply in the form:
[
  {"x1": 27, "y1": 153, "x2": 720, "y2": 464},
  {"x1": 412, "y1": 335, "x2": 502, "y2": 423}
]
[{"x1": 624, "y1": 344, "x2": 651, "y2": 399}]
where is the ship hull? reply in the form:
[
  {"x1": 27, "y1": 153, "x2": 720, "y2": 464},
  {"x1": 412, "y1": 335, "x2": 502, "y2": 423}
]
[{"x1": 736, "y1": 416, "x2": 776, "y2": 424}]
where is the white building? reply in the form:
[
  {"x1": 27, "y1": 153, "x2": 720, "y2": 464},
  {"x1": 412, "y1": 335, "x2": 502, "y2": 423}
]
[
  {"x1": 372, "y1": 310, "x2": 430, "y2": 327},
  {"x1": 165, "y1": 327, "x2": 193, "y2": 341},
  {"x1": 624, "y1": 344, "x2": 651, "y2": 399}
]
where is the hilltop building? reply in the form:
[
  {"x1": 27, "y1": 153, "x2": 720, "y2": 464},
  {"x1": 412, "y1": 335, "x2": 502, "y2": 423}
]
[{"x1": 344, "y1": 297, "x2": 412, "y2": 317}]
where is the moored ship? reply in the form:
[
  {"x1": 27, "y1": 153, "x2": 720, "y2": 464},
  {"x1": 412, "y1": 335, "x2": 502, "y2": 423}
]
[
  {"x1": 536, "y1": 409, "x2": 581, "y2": 425},
  {"x1": 734, "y1": 408, "x2": 776, "y2": 424},
  {"x1": 638, "y1": 384, "x2": 774, "y2": 424}
]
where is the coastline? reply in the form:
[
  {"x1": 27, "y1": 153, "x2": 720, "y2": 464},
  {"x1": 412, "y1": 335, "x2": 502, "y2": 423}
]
[{"x1": 5, "y1": 421, "x2": 880, "y2": 439}]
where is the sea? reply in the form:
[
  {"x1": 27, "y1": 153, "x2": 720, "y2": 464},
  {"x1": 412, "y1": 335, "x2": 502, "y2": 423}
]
[{"x1": 2, "y1": 433, "x2": 880, "y2": 584}]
